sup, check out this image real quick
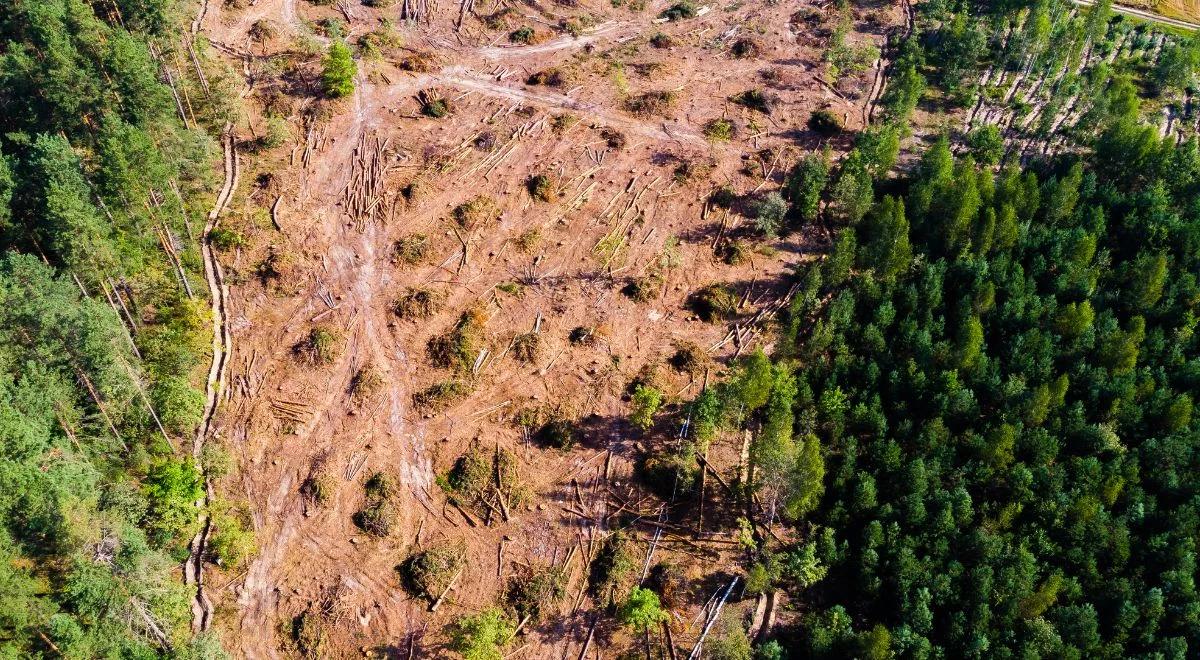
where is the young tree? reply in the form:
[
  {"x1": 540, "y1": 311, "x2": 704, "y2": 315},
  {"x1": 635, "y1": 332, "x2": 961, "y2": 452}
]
[
  {"x1": 322, "y1": 41, "x2": 357, "y2": 98},
  {"x1": 618, "y1": 587, "x2": 669, "y2": 632},
  {"x1": 630, "y1": 385, "x2": 664, "y2": 431},
  {"x1": 859, "y1": 196, "x2": 912, "y2": 279},
  {"x1": 753, "y1": 192, "x2": 788, "y2": 238},
  {"x1": 787, "y1": 152, "x2": 830, "y2": 224},
  {"x1": 448, "y1": 608, "x2": 515, "y2": 660},
  {"x1": 966, "y1": 125, "x2": 1004, "y2": 165}
]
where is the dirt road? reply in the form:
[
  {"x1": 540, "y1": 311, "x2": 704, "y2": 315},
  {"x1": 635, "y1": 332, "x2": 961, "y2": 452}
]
[{"x1": 1071, "y1": 0, "x2": 1200, "y2": 30}]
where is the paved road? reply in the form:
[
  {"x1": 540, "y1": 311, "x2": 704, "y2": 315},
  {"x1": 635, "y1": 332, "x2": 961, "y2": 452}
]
[{"x1": 1072, "y1": 0, "x2": 1200, "y2": 31}]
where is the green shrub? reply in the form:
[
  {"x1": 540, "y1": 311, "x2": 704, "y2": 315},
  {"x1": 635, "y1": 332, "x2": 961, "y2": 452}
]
[
  {"x1": 753, "y1": 192, "x2": 788, "y2": 238},
  {"x1": 622, "y1": 274, "x2": 661, "y2": 303},
  {"x1": 534, "y1": 411, "x2": 577, "y2": 449},
  {"x1": 588, "y1": 531, "x2": 638, "y2": 603},
  {"x1": 151, "y1": 375, "x2": 205, "y2": 435},
  {"x1": 322, "y1": 41, "x2": 356, "y2": 98},
  {"x1": 413, "y1": 379, "x2": 473, "y2": 412},
  {"x1": 705, "y1": 118, "x2": 735, "y2": 142},
  {"x1": 208, "y1": 227, "x2": 246, "y2": 251},
  {"x1": 504, "y1": 564, "x2": 568, "y2": 622},
  {"x1": 624, "y1": 90, "x2": 676, "y2": 116},
  {"x1": 730, "y1": 38, "x2": 760, "y2": 58},
  {"x1": 296, "y1": 326, "x2": 341, "y2": 365},
  {"x1": 808, "y1": 109, "x2": 843, "y2": 135},
  {"x1": 448, "y1": 607, "x2": 514, "y2": 660},
  {"x1": 618, "y1": 587, "x2": 669, "y2": 631},
  {"x1": 207, "y1": 501, "x2": 256, "y2": 569},
  {"x1": 630, "y1": 385, "x2": 664, "y2": 431},
  {"x1": 526, "y1": 174, "x2": 557, "y2": 202},
  {"x1": 427, "y1": 308, "x2": 487, "y2": 372},
  {"x1": 527, "y1": 68, "x2": 567, "y2": 87},
  {"x1": 399, "y1": 542, "x2": 467, "y2": 601},
  {"x1": 511, "y1": 332, "x2": 542, "y2": 363},
  {"x1": 730, "y1": 89, "x2": 774, "y2": 114},
  {"x1": 142, "y1": 459, "x2": 204, "y2": 544},
  {"x1": 669, "y1": 341, "x2": 709, "y2": 374},
  {"x1": 419, "y1": 90, "x2": 451, "y2": 118},
  {"x1": 510, "y1": 26, "x2": 537, "y2": 44},
  {"x1": 569, "y1": 326, "x2": 596, "y2": 345},
  {"x1": 453, "y1": 196, "x2": 499, "y2": 228},
  {"x1": 353, "y1": 471, "x2": 396, "y2": 537},
  {"x1": 966, "y1": 124, "x2": 1004, "y2": 165},
  {"x1": 659, "y1": 1, "x2": 697, "y2": 21}
]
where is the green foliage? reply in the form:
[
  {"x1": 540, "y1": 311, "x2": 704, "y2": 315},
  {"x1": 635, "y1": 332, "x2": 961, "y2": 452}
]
[
  {"x1": 322, "y1": 41, "x2": 357, "y2": 98},
  {"x1": 630, "y1": 384, "x2": 664, "y2": 431},
  {"x1": 808, "y1": 109, "x2": 843, "y2": 135},
  {"x1": 966, "y1": 124, "x2": 1004, "y2": 165},
  {"x1": 427, "y1": 308, "x2": 487, "y2": 373},
  {"x1": 825, "y1": 19, "x2": 880, "y2": 82},
  {"x1": 504, "y1": 564, "x2": 567, "y2": 622},
  {"x1": 787, "y1": 153, "x2": 829, "y2": 224},
  {"x1": 618, "y1": 587, "x2": 668, "y2": 632},
  {"x1": 659, "y1": 1, "x2": 697, "y2": 21},
  {"x1": 526, "y1": 174, "x2": 557, "y2": 202},
  {"x1": 767, "y1": 126, "x2": 1200, "y2": 658},
  {"x1": 448, "y1": 607, "x2": 514, "y2": 660},
  {"x1": 753, "y1": 192, "x2": 788, "y2": 238},
  {"x1": 509, "y1": 26, "x2": 536, "y2": 44},
  {"x1": 143, "y1": 459, "x2": 204, "y2": 543},
  {"x1": 0, "y1": 2, "x2": 216, "y2": 654},
  {"x1": 705, "y1": 118, "x2": 736, "y2": 142},
  {"x1": 588, "y1": 531, "x2": 638, "y2": 604}
]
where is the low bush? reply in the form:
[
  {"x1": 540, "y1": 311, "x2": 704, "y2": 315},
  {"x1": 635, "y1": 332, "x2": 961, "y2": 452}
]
[
  {"x1": 353, "y1": 471, "x2": 396, "y2": 537},
  {"x1": 704, "y1": 118, "x2": 735, "y2": 142},
  {"x1": 808, "y1": 109, "x2": 843, "y2": 135},
  {"x1": 453, "y1": 196, "x2": 499, "y2": 228},
  {"x1": 730, "y1": 88, "x2": 775, "y2": 114},
  {"x1": 569, "y1": 325, "x2": 596, "y2": 346},
  {"x1": 413, "y1": 379, "x2": 473, "y2": 412},
  {"x1": 526, "y1": 174, "x2": 557, "y2": 202},
  {"x1": 622, "y1": 275, "x2": 661, "y2": 303},
  {"x1": 505, "y1": 564, "x2": 568, "y2": 622},
  {"x1": 511, "y1": 331, "x2": 542, "y2": 363},
  {"x1": 510, "y1": 26, "x2": 537, "y2": 44},
  {"x1": 730, "y1": 38, "x2": 760, "y2": 58},
  {"x1": 649, "y1": 32, "x2": 673, "y2": 48},
  {"x1": 624, "y1": 90, "x2": 676, "y2": 116},
  {"x1": 296, "y1": 326, "x2": 342, "y2": 365},
  {"x1": 527, "y1": 68, "x2": 567, "y2": 87},
  {"x1": 669, "y1": 341, "x2": 709, "y2": 374},
  {"x1": 349, "y1": 364, "x2": 384, "y2": 406},
  {"x1": 394, "y1": 234, "x2": 430, "y2": 265},
  {"x1": 588, "y1": 531, "x2": 638, "y2": 604},
  {"x1": 393, "y1": 287, "x2": 444, "y2": 320},
  {"x1": 688, "y1": 284, "x2": 739, "y2": 322},
  {"x1": 399, "y1": 542, "x2": 467, "y2": 601},
  {"x1": 427, "y1": 308, "x2": 487, "y2": 372},
  {"x1": 659, "y1": 1, "x2": 697, "y2": 21}
]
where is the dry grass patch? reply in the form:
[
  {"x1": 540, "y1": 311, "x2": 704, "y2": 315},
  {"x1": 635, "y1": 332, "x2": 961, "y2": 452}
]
[
  {"x1": 393, "y1": 287, "x2": 444, "y2": 320},
  {"x1": 624, "y1": 90, "x2": 676, "y2": 117}
]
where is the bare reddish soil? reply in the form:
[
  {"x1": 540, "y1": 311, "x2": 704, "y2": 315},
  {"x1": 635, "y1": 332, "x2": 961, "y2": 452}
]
[{"x1": 197, "y1": 0, "x2": 899, "y2": 656}]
